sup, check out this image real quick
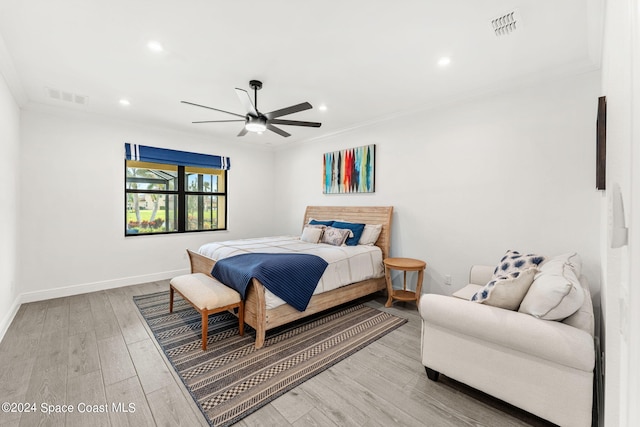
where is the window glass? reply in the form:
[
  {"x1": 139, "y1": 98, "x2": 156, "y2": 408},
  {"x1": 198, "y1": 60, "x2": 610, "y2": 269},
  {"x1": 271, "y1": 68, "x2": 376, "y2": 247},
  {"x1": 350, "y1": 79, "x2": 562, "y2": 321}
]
[
  {"x1": 125, "y1": 161, "x2": 227, "y2": 235},
  {"x1": 126, "y1": 161, "x2": 177, "y2": 191},
  {"x1": 126, "y1": 193, "x2": 178, "y2": 234},
  {"x1": 185, "y1": 166, "x2": 225, "y2": 193}
]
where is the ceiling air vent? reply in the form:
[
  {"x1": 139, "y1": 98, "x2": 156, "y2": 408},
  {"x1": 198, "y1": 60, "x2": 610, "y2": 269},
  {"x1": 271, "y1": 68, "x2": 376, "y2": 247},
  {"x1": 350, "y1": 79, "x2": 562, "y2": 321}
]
[
  {"x1": 490, "y1": 9, "x2": 522, "y2": 37},
  {"x1": 45, "y1": 87, "x2": 88, "y2": 106}
]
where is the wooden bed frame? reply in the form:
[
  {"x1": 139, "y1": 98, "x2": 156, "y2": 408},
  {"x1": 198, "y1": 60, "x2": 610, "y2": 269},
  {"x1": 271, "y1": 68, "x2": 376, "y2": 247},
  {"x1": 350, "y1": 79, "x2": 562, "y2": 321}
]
[{"x1": 188, "y1": 205, "x2": 393, "y2": 348}]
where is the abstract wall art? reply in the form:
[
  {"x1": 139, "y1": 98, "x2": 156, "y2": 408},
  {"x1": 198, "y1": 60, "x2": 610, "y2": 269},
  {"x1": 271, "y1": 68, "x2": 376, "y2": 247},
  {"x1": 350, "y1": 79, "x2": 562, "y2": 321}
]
[{"x1": 323, "y1": 144, "x2": 375, "y2": 194}]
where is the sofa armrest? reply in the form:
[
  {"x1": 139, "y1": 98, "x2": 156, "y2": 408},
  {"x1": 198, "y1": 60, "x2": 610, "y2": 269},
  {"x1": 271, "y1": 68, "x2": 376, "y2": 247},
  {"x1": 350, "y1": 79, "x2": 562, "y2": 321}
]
[
  {"x1": 469, "y1": 265, "x2": 494, "y2": 285},
  {"x1": 419, "y1": 294, "x2": 594, "y2": 371}
]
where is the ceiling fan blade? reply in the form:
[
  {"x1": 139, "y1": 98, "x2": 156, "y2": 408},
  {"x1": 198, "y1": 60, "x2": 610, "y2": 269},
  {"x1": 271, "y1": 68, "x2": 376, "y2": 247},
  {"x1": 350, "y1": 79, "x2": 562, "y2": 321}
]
[
  {"x1": 237, "y1": 127, "x2": 248, "y2": 137},
  {"x1": 269, "y1": 119, "x2": 322, "y2": 128},
  {"x1": 265, "y1": 102, "x2": 312, "y2": 119},
  {"x1": 235, "y1": 88, "x2": 258, "y2": 116},
  {"x1": 192, "y1": 120, "x2": 245, "y2": 123},
  {"x1": 181, "y1": 101, "x2": 246, "y2": 118},
  {"x1": 267, "y1": 124, "x2": 291, "y2": 137}
]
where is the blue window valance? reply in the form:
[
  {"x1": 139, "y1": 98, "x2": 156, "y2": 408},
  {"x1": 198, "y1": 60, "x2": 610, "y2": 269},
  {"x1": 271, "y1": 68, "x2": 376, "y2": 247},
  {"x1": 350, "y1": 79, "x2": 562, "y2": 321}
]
[{"x1": 125, "y1": 143, "x2": 230, "y2": 170}]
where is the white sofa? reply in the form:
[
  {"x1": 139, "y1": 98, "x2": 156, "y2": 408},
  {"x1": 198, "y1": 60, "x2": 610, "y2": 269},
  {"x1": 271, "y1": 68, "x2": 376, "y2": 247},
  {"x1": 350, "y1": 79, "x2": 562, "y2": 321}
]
[{"x1": 419, "y1": 264, "x2": 595, "y2": 427}]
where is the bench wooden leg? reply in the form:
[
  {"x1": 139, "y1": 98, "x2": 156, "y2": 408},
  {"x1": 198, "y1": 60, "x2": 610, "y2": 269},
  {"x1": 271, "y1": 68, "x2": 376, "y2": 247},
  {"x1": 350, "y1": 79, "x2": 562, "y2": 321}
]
[
  {"x1": 201, "y1": 311, "x2": 208, "y2": 351},
  {"x1": 238, "y1": 302, "x2": 245, "y2": 336},
  {"x1": 169, "y1": 286, "x2": 175, "y2": 313}
]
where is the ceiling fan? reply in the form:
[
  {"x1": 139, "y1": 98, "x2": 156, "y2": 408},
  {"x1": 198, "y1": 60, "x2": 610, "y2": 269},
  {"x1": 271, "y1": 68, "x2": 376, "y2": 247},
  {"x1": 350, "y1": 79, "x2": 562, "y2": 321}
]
[{"x1": 181, "y1": 80, "x2": 322, "y2": 138}]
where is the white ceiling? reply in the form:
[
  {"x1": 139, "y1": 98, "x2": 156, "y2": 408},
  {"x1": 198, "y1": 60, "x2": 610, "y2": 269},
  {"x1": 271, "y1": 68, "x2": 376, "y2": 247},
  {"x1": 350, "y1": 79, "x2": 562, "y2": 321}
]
[{"x1": 0, "y1": 0, "x2": 602, "y2": 147}]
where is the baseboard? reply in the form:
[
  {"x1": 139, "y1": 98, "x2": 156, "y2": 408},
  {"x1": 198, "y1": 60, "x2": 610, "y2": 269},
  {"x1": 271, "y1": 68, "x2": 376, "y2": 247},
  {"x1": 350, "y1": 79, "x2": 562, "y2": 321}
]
[
  {"x1": 0, "y1": 295, "x2": 22, "y2": 344},
  {"x1": 19, "y1": 268, "x2": 190, "y2": 304}
]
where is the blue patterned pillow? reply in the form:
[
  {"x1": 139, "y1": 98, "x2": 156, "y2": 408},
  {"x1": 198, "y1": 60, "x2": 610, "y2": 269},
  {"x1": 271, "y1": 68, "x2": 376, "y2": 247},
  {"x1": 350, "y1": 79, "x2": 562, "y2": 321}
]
[{"x1": 493, "y1": 250, "x2": 546, "y2": 277}]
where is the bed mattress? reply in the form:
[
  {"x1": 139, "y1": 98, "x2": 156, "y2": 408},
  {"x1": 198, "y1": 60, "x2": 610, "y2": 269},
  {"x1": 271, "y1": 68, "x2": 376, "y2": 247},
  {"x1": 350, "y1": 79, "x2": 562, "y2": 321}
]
[{"x1": 198, "y1": 236, "x2": 385, "y2": 309}]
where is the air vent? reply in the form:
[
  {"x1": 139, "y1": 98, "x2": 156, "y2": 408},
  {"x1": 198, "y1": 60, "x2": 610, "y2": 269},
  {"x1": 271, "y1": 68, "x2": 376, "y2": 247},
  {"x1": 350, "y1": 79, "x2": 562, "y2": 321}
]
[
  {"x1": 490, "y1": 9, "x2": 522, "y2": 37},
  {"x1": 45, "y1": 87, "x2": 88, "y2": 105}
]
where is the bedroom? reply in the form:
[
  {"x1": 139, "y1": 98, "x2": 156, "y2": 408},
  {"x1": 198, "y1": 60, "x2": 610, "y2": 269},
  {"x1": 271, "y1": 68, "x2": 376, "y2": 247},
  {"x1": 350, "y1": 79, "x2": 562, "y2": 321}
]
[{"x1": 0, "y1": 1, "x2": 638, "y2": 426}]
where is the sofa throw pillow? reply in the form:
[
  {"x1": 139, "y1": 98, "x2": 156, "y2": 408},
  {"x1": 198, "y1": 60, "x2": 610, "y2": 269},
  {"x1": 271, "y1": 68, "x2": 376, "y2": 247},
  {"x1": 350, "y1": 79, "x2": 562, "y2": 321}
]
[
  {"x1": 320, "y1": 226, "x2": 351, "y2": 246},
  {"x1": 331, "y1": 221, "x2": 366, "y2": 246},
  {"x1": 518, "y1": 252, "x2": 585, "y2": 320},
  {"x1": 470, "y1": 267, "x2": 537, "y2": 310},
  {"x1": 300, "y1": 226, "x2": 324, "y2": 244},
  {"x1": 493, "y1": 250, "x2": 546, "y2": 277},
  {"x1": 358, "y1": 224, "x2": 383, "y2": 245}
]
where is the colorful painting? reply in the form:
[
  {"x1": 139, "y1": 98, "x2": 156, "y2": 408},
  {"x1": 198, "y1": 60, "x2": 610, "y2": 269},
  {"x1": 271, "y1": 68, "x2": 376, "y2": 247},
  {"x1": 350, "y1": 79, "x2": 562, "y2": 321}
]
[{"x1": 323, "y1": 144, "x2": 375, "y2": 194}]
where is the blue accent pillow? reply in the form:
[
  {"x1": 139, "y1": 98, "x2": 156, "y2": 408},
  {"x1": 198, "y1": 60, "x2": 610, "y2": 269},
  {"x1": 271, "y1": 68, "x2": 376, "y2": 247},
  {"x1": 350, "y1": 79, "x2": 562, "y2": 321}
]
[
  {"x1": 493, "y1": 250, "x2": 546, "y2": 277},
  {"x1": 331, "y1": 221, "x2": 366, "y2": 246},
  {"x1": 309, "y1": 219, "x2": 334, "y2": 227}
]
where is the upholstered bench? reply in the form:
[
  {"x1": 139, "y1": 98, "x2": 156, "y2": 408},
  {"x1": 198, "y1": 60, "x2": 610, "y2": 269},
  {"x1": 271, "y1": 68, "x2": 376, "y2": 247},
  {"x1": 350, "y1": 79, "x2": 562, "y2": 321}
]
[{"x1": 169, "y1": 272, "x2": 244, "y2": 350}]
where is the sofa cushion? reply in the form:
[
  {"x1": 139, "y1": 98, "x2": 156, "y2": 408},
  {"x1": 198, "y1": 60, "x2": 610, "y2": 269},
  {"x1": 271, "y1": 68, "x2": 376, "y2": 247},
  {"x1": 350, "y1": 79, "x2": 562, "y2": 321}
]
[
  {"x1": 470, "y1": 268, "x2": 537, "y2": 310},
  {"x1": 493, "y1": 250, "x2": 546, "y2": 277},
  {"x1": 452, "y1": 284, "x2": 483, "y2": 300},
  {"x1": 420, "y1": 294, "x2": 595, "y2": 372},
  {"x1": 519, "y1": 252, "x2": 585, "y2": 320}
]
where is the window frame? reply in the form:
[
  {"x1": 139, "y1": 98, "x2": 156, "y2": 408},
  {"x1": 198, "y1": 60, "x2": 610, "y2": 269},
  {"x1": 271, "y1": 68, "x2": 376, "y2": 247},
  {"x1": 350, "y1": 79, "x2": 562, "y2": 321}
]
[{"x1": 125, "y1": 160, "x2": 228, "y2": 236}]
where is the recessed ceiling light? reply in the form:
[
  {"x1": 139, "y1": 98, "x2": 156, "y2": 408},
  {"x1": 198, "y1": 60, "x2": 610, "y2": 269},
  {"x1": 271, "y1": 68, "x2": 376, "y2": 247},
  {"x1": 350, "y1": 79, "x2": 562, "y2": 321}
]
[
  {"x1": 318, "y1": 104, "x2": 328, "y2": 111},
  {"x1": 438, "y1": 57, "x2": 451, "y2": 67},
  {"x1": 119, "y1": 99, "x2": 131, "y2": 106},
  {"x1": 147, "y1": 40, "x2": 164, "y2": 52}
]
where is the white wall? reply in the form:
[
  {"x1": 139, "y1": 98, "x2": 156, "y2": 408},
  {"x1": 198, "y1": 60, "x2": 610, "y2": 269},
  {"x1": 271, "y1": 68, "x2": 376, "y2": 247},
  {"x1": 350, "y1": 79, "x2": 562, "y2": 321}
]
[
  {"x1": 274, "y1": 71, "x2": 602, "y2": 298},
  {"x1": 600, "y1": 0, "x2": 640, "y2": 425},
  {"x1": 17, "y1": 107, "x2": 276, "y2": 300},
  {"x1": 0, "y1": 69, "x2": 20, "y2": 337}
]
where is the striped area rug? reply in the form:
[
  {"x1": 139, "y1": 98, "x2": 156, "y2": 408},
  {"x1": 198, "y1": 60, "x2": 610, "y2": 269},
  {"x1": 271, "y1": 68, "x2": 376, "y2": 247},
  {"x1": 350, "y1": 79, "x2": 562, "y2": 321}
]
[{"x1": 134, "y1": 291, "x2": 407, "y2": 427}]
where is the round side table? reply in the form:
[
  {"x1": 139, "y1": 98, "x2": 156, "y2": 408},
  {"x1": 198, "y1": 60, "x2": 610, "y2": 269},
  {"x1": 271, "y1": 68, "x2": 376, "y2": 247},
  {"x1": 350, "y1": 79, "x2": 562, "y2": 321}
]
[{"x1": 384, "y1": 257, "x2": 427, "y2": 308}]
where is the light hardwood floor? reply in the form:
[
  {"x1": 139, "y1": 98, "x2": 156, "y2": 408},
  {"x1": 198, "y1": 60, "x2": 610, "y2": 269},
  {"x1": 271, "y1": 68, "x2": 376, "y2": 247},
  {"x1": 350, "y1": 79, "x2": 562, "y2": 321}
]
[{"x1": 0, "y1": 281, "x2": 554, "y2": 427}]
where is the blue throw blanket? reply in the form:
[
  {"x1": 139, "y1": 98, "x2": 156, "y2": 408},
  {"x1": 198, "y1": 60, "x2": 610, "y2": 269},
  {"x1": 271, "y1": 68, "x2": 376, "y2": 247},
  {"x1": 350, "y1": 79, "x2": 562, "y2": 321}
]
[{"x1": 211, "y1": 253, "x2": 329, "y2": 312}]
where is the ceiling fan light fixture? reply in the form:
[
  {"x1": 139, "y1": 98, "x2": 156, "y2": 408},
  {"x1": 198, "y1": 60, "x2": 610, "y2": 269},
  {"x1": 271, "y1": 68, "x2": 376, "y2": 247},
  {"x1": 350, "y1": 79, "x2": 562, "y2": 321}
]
[{"x1": 245, "y1": 115, "x2": 267, "y2": 133}]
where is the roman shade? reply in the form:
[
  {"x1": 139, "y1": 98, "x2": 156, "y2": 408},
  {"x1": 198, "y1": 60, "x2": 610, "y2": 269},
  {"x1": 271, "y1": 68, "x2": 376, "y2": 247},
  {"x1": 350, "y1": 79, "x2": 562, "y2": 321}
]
[{"x1": 125, "y1": 143, "x2": 230, "y2": 170}]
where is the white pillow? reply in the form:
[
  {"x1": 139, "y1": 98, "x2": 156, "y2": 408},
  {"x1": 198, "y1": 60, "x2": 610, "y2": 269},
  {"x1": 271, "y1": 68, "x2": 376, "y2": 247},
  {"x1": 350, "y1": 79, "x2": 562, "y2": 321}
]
[
  {"x1": 300, "y1": 226, "x2": 323, "y2": 243},
  {"x1": 358, "y1": 224, "x2": 383, "y2": 245},
  {"x1": 470, "y1": 268, "x2": 537, "y2": 310},
  {"x1": 518, "y1": 252, "x2": 584, "y2": 320}
]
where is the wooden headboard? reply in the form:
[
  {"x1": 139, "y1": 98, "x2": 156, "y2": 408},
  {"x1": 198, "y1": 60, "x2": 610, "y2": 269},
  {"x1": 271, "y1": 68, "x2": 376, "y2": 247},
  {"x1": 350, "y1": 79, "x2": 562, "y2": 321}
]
[{"x1": 302, "y1": 206, "x2": 393, "y2": 260}]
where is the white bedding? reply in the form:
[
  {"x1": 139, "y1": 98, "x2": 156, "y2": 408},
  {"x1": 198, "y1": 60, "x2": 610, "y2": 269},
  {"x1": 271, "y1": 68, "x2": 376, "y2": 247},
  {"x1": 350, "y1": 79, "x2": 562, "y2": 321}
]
[{"x1": 198, "y1": 236, "x2": 384, "y2": 309}]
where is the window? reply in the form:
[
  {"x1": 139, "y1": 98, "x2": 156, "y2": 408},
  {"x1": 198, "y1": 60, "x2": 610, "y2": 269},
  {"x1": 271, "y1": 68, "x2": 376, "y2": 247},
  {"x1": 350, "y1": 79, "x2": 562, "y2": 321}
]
[{"x1": 124, "y1": 144, "x2": 229, "y2": 236}]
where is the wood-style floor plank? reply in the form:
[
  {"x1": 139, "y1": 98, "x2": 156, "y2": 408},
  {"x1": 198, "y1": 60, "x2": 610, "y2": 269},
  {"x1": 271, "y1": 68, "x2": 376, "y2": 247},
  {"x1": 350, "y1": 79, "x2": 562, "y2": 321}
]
[
  {"x1": 106, "y1": 288, "x2": 150, "y2": 344},
  {"x1": 97, "y1": 335, "x2": 137, "y2": 386},
  {"x1": 67, "y1": 294, "x2": 95, "y2": 337},
  {"x1": 67, "y1": 331, "x2": 100, "y2": 379},
  {"x1": 65, "y1": 370, "x2": 110, "y2": 427},
  {"x1": 87, "y1": 291, "x2": 121, "y2": 340},
  {"x1": 145, "y1": 386, "x2": 207, "y2": 427},
  {"x1": 104, "y1": 377, "x2": 156, "y2": 427},
  {"x1": 127, "y1": 339, "x2": 175, "y2": 395},
  {"x1": 18, "y1": 331, "x2": 68, "y2": 427}
]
